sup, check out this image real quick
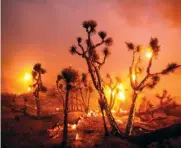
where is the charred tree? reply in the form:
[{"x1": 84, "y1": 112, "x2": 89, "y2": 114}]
[
  {"x1": 69, "y1": 20, "x2": 121, "y2": 136},
  {"x1": 56, "y1": 67, "x2": 79, "y2": 148},
  {"x1": 125, "y1": 38, "x2": 181, "y2": 136},
  {"x1": 31, "y1": 63, "x2": 47, "y2": 117}
]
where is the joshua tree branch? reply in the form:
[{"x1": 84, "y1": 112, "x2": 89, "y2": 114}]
[
  {"x1": 78, "y1": 43, "x2": 85, "y2": 53},
  {"x1": 95, "y1": 55, "x2": 107, "y2": 69},
  {"x1": 147, "y1": 56, "x2": 153, "y2": 74},
  {"x1": 75, "y1": 50, "x2": 83, "y2": 56},
  {"x1": 94, "y1": 40, "x2": 104, "y2": 48}
]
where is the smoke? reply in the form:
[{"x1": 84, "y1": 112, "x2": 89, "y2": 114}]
[
  {"x1": 157, "y1": 0, "x2": 181, "y2": 27},
  {"x1": 110, "y1": 0, "x2": 181, "y2": 28}
]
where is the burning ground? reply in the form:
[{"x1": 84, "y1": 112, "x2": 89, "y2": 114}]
[{"x1": 2, "y1": 93, "x2": 181, "y2": 148}]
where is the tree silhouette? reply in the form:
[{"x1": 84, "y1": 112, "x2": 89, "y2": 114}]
[
  {"x1": 56, "y1": 67, "x2": 79, "y2": 148},
  {"x1": 155, "y1": 89, "x2": 173, "y2": 105},
  {"x1": 125, "y1": 38, "x2": 181, "y2": 136},
  {"x1": 69, "y1": 20, "x2": 121, "y2": 136},
  {"x1": 31, "y1": 63, "x2": 47, "y2": 117}
]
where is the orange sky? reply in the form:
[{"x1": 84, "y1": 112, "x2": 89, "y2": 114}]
[{"x1": 2, "y1": 0, "x2": 181, "y2": 98}]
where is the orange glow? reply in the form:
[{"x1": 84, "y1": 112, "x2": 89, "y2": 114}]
[
  {"x1": 55, "y1": 107, "x2": 60, "y2": 111},
  {"x1": 120, "y1": 108, "x2": 128, "y2": 113},
  {"x1": 116, "y1": 119, "x2": 123, "y2": 124},
  {"x1": 118, "y1": 91, "x2": 125, "y2": 102},
  {"x1": 24, "y1": 73, "x2": 31, "y2": 81},
  {"x1": 118, "y1": 84, "x2": 124, "y2": 90},
  {"x1": 71, "y1": 124, "x2": 77, "y2": 130},
  {"x1": 145, "y1": 52, "x2": 152, "y2": 59},
  {"x1": 111, "y1": 109, "x2": 116, "y2": 113},
  {"x1": 75, "y1": 133, "x2": 81, "y2": 140},
  {"x1": 132, "y1": 74, "x2": 136, "y2": 82},
  {"x1": 87, "y1": 110, "x2": 97, "y2": 117},
  {"x1": 27, "y1": 87, "x2": 31, "y2": 92}
]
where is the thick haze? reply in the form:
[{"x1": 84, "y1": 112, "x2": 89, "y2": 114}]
[{"x1": 2, "y1": 0, "x2": 181, "y2": 98}]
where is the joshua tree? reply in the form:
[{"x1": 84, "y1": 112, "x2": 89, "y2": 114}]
[
  {"x1": 31, "y1": 63, "x2": 47, "y2": 117},
  {"x1": 69, "y1": 20, "x2": 121, "y2": 136},
  {"x1": 103, "y1": 74, "x2": 122, "y2": 110},
  {"x1": 155, "y1": 89, "x2": 173, "y2": 105},
  {"x1": 56, "y1": 67, "x2": 79, "y2": 148},
  {"x1": 125, "y1": 38, "x2": 181, "y2": 136}
]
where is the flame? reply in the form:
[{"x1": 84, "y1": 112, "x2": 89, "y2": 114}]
[
  {"x1": 116, "y1": 119, "x2": 123, "y2": 124},
  {"x1": 87, "y1": 110, "x2": 97, "y2": 117},
  {"x1": 28, "y1": 87, "x2": 31, "y2": 92},
  {"x1": 118, "y1": 84, "x2": 124, "y2": 90},
  {"x1": 111, "y1": 109, "x2": 116, "y2": 113},
  {"x1": 71, "y1": 124, "x2": 77, "y2": 130},
  {"x1": 132, "y1": 74, "x2": 136, "y2": 82},
  {"x1": 145, "y1": 52, "x2": 152, "y2": 59},
  {"x1": 118, "y1": 91, "x2": 125, "y2": 102},
  {"x1": 55, "y1": 107, "x2": 60, "y2": 111},
  {"x1": 75, "y1": 133, "x2": 81, "y2": 140},
  {"x1": 24, "y1": 73, "x2": 31, "y2": 81}
]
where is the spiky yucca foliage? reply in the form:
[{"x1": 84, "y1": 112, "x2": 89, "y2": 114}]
[
  {"x1": 56, "y1": 67, "x2": 79, "y2": 148},
  {"x1": 31, "y1": 63, "x2": 47, "y2": 117},
  {"x1": 125, "y1": 38, "x2": 180, "y2": 136},
  {"x1": 69, "y1": 20, "x2": 121, "y2": 136}
]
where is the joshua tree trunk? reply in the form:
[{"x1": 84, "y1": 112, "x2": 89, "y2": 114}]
[
  {"x1": 35, "y1": 97, "x2": 41, "y2": 117},
  {"x1": 100, "y1": 108, "x2": 109, "y2": 136},
  {"x1": 86, "y1": 59, "x2": 122, "y2": 136},
  {"x1": 62, "y1": 87, "x2": 69, "y2": 148},
  {"x1": 125, "y1": 92, "x2": 138, "y2": 136},
  {"x1": 103, "y1": 99, "x2": 122, "y2": 136}
]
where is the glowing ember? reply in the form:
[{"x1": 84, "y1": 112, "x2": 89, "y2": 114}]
[
  {"x1": 75, "y1": 133, "x2": 81, "y2": 140},
  {"x1": 87, "y1": 110, "x2": 97, "y2": 117},
  {"x1": 55, "y1": 107, "x2": 60, "y2": 111},
  {"x1": 116, "y1": 119, "x2": 123, "y2": 124},
  {"x1": 145, "y1": 52, "x2": 152, "y2": 59},
  {"x1": 24, "y1": 73, "x2": 31, "y2": 81},
  {"x1": 71, "y1": 124, "x2": 77, "y2": 130}
]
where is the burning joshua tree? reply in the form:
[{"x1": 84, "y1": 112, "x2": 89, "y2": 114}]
[
  {"x1": 69, "y1": 20, "x2": 122, "y2": 136},
  {"x1": 125, "y1": 38, "x2": 181, "y2": 136},
  {"x1": 31, "y1": 63, "x2": 47, "y2": 117},
  {"x1": 103, "y1": 74, "x2": 124, "y2": 111}
]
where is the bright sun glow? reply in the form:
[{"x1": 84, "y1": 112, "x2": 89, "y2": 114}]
[
  {"x1": 145, "y1": 52, "x2": 152, "y2": 59},
  {"x1": 118, "y1": 91, "x2": 125, "y2": 102},
  {"x1": 24, "y1": 73, "x2": 31, "y2": 81}
]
